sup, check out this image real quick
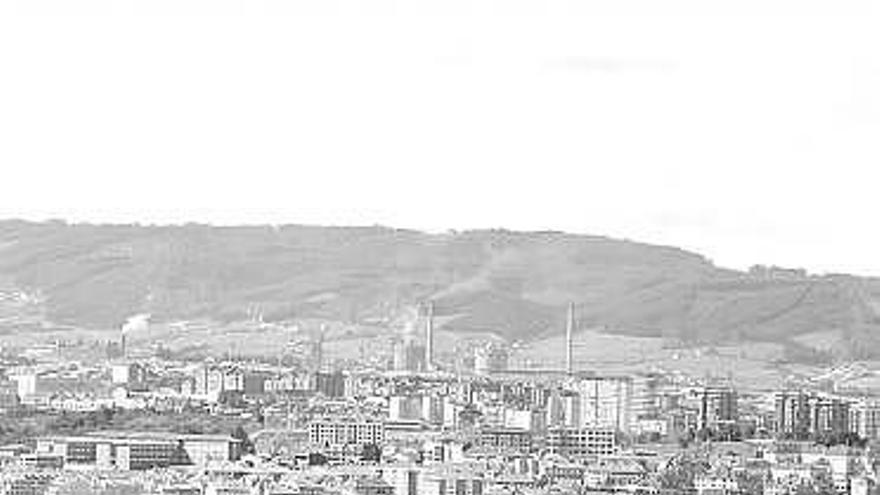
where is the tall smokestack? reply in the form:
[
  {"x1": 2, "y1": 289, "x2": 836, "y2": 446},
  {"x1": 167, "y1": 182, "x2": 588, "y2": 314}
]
[
  {"x1": 314, "y1": 324, "x2": 326, "y2": 373},
  {"x1": 425, "y1": 301, "x2": 434, "y2": 372},
  {"x1": 120, "y1": 314, "x2": 149, "y2": 360},
  {"x1": 566, "y1": 302, "x2": 575, "y2": 375}
]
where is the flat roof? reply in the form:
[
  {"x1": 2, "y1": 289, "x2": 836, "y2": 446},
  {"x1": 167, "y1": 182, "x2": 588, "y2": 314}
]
[{"x1": 38, "y1": 431, "x2": 240, "y2": 444}]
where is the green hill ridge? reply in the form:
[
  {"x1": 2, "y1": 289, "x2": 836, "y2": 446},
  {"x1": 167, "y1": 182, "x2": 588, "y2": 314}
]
[{"x1": 2, "y1": 220, "x2": 879, "y2": 357}]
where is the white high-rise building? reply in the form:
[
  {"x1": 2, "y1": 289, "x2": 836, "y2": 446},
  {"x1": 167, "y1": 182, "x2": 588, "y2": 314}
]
[
  {"x1": 12, "y1": 373, "x2": 37, "y2": 399},
  {"x1": 570, "y1": 376, "x2": 633, "y2": 433}
]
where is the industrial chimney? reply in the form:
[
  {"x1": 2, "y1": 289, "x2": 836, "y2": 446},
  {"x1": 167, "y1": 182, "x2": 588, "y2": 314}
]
[
  {"x1": 566, "y1": 302, "x2": 575, "y2": 375},
  {"x1": 425, "y1": 301, "x2": 434, "y2": 372}
]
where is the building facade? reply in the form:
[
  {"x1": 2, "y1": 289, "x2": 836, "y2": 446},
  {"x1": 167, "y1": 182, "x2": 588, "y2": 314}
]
[
  {"x1": 546, "y1": 427, "x2": 617, "y2": 457},
  {"x1": 308, "y1": 419, "x2": 385, "y2": 449}
]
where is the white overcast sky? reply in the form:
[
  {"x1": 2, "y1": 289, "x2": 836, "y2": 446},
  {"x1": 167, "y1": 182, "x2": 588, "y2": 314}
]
[{"x1": 1, "y1": 0, "x2": 878, "y2": 275}]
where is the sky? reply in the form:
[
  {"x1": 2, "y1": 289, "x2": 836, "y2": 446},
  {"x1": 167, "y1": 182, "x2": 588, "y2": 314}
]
[{"x1": 1, "y1": 0, "x2": 879, "y2": 275}]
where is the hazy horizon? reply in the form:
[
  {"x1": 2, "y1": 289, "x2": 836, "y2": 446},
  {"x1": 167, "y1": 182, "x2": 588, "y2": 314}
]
[
  {"x1": 2, "y1": 0, "x2": 879, "y2": 276},
  {"x1": 0, "y1": 215, "x2": 870, "y2": 278}
]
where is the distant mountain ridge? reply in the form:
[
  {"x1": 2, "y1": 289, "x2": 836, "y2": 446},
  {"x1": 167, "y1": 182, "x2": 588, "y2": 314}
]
[{"x1": 2, "y1": 219, "x2": 880, "y2": 356}]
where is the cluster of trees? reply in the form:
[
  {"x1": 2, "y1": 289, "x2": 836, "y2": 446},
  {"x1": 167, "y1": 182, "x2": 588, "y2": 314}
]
[
  {"x1": 778, "y1": 430, "x2": 868, "y2": 448},
  {"x1": 667, "y1": 426, "x2": 863, "y2": 450},
  {"x1": 306, "y1": 443, "x2": 382, "y2": 465},
  {"x1": 672, "y1": 425, "x2": 756, "y2": 449},
  {"x1": 658, "y1": 450, "x2": 771, "y2": 495},
  {"x1": 231, "y1": 425, "x2": 255, "y2": 455},
  {"x1": 53, "y1": 480, "x2": 144, "y2": 495},
  {"x1": 0, "y1": 407, "x2": 262, "y2": 445},
  {"x1": 658, "y1": 449, "x2": 711, "y2": 490},
  {"x1": 813, "y1": 431, "x2": 867, "y2": 448}
]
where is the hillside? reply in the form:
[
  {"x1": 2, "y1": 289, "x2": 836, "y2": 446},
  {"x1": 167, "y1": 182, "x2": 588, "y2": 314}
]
[{"x1": 2, "y1": 220, "x2": 880, "y2": 356}]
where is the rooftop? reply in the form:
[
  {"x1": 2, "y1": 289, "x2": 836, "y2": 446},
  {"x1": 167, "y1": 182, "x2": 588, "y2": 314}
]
[{"x1": 39, "y1": 431, "x2": 240, "y2": 444}]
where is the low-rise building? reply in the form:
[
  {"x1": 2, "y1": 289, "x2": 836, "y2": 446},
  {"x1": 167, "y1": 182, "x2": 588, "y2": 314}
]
[
  {"x1": 308, "y1": 419, "x2": 385, "y2": 449},
  {"x1": 474, "y1": 427, "x2": 532, "y2": 453},
  {"x1": 420, "y1": 464, "x2": 485, "y2": 495},
  {"x1": 35, "y1": 432, "x2": 241, "y2": 470},
  {"x1": 546, "y1": 427, "x2": 616, "y2": 458}
]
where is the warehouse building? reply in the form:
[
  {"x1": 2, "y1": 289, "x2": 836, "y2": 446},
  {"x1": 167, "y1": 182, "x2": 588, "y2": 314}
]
[{"x1": 35, "y1": 431, "x2": 241, "y2": 470}]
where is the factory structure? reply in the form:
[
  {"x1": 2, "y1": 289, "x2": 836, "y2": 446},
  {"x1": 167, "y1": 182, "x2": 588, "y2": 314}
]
[
  {"x1": 32, "y1": 432, "x2": 242, "y2": 471},
  {"x1": 393, "y1": 301, "x2": 581, "y2": 377},
  {"x1": 392, "y1": 302, "x2": 436, "y2": 373},
  {"x1": 566, "y1": 302, "x2": 575, "y2": 375},
  {"x1": 425, "y1": 301, "x2": 434, "y2": 372},
  {"x1": 108, "y1": 300, "x2": 581, "y2": 378}
]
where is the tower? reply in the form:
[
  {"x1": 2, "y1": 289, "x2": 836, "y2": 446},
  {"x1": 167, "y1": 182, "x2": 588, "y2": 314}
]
[
  {"x1": 425, "y1": 301, "x2": 434, "y2": 372},
  {"x1": 565, "y1": 302, "x2": 575, "y2": 375},
  {"x1": 313, "y1": 324, "x2": 326, "y2": 372}
]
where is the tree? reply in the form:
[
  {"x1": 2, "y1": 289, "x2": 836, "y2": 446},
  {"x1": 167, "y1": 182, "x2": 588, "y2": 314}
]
[
  {"x1": 458, "y1": 404, "x2": 482, "y2": 428},
  {"x1": 658, "y1": 450, "x2": 710, "y2": 490},
  {"x1": 308, "y1": 452, "x2": 328, "y2": 465},
  {"x1": 736, "y1": 470, "x2": 766, "y2": 495},
  {"x1": 810, "y1": 461, "x2": 836, "y2": 495},
  {"x1": 696, "y1": 427, "x2": 715, "y2": 442},
  {"x1": 218, "y1": 390, "x2": 245, "y2": 408},
  {"x1": 231, "y1": 425, "x2": 255, "y2": 455},
  {"x1": 361, "y1": 443, "x2": 381, "y2": 462}
]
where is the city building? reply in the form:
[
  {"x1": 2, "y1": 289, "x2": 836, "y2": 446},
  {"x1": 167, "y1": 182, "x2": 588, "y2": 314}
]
[
  {"x1": 383, "y1": 467, "x2": 421, "y2": 495},
  {"x1": 422, "y1": 439, "x2": 466, "y2": 464},
  {"x1": 10, "y1": 372, "x2": 37, "y2": 401},
  {"x1": 547, "y1": 390, "x2": 581, "y2": 428},
  {"x1": 502, "y1": 408, "x2": 546, "y2": 433},
  {"x1": 813, "y1": 396, "x2": 851, "y2": 438},
  {"x1": 314, "y1": 371, "x2": 346, "y2": 398},
  {"x1": 474, "y1": 427, "x2": 533, "y2": 453},
  {"x1": 775, "y1": 391, "x2": 851, "y2": 439},
  {"x1": 35, "y1": 432, "x2": 242, "y2": 470},
  {"x1": 0, "y1": 472, "x2": 55, "y2": 495},
  {"x1": 110, "y1": 362, "x2": 147, "y2": 387},
  {"x1": 546, "y1": 427, "x2": 617, "y2": 457},
  {"x1": 474, "y1": 345, "x2": 509, "y2": 376},
  {"x1": 775, "y1": 390, "x2": 813, "y2": 439},
  {"x1": 353, "y1": 476, "x2": 394, "y2": 495},
  {"x1": 851, "y1": 399, "x2": 880, "y2": 441},
  {"x1": 308, "y1": 419, "x2": 385, "y2": 449},
  {"x1": 0, "y1": 378, "x2": 20, "y2": 412},
  {"x1": 420, "y1": 465, "x2": 486, "y2": 495},
  {"x1": 630, "y1": 373, "x2": 663, "y2": 422},
  {"x1": 393, "y1": 339, "x2": 427, "y2": 374},
  {"x1": 699, "y1": 386, "x2": 738, "y2": 435},
  {"x1": 389, "y1": 395, "x2": 423, "y2": 421},
  {"x1": 569, "y1": 376, "x2": 633, "y2": 433}
]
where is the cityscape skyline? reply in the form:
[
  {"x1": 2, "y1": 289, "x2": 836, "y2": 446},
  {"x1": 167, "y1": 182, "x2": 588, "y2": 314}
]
[{"x1": 2, "y1": 0, "x2": 879, "y2": 491}]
